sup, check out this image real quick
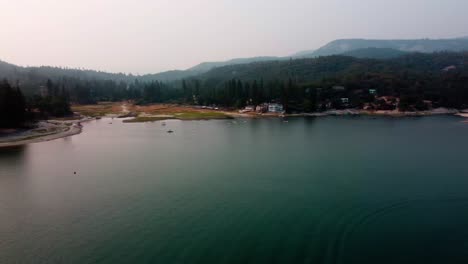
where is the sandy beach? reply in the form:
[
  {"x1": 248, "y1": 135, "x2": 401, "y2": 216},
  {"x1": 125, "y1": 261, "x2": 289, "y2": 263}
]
[{"x1": 0, "y1": 119, "x2": 89, "y2": 148}]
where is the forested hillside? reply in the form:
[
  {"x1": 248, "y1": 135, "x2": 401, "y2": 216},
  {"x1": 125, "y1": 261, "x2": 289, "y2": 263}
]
[
  {"x1": 182, "y1": 52, "x2": 468, "y2": 111},
  {"x1": 340, "y1": 48, "x2": 407, "y2": 59},
  {"x1": 198, "y1": 52, "x2": 468, "y2": 84}
]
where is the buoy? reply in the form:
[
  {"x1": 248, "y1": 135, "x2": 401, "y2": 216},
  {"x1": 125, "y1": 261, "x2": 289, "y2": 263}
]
[{"x1": 74, "y1": 171, "x2": 76, "y2": 174}]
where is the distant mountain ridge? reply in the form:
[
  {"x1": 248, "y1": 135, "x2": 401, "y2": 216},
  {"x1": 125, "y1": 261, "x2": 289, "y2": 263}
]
[
  {"x1": 188, "y1": 37, "x2": 468, "y2": 73},
  {"x1": 295, "y1": 37, "x2": 468, "y2": 58},
  {"x1": 2, "y1": 36, "x2": 468, "y2": 83}
]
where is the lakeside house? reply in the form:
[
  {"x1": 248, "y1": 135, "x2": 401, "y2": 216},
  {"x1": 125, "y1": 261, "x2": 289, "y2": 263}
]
[
  {"x1": 369, "y1": 89, "x2": 377, "y2": 95},
  {"x1": 340, "y1": 98, "x2": 350, "y2": 108},
  {"x1": 239, "y1": 103, "x2": 284, "y2": 114},
  {"x1": 268, "y1": 103, "x2": 284, "y2": 113}
]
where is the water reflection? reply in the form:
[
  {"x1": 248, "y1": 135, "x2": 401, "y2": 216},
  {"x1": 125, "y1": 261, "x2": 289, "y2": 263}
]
[
  {"x1": 0, "y1": 145, "x2": 27, "y2": 160},
  {"x1": 0, "y1": 145, "x2": 28, "y2": 178},
  {"x1": 0, "y1": 117, "x2": 468, "y2": 263}
]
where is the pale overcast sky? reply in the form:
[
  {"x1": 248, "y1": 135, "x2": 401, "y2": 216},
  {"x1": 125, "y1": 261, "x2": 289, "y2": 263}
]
[{"x1": 1, "y1": 0, "x2": 467, "y2": 74}]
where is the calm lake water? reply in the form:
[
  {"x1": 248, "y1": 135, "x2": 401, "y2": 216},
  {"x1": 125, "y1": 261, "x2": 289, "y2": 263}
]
[{"x1": 1, "y1": 116, "x2": 468, "y2": 264}]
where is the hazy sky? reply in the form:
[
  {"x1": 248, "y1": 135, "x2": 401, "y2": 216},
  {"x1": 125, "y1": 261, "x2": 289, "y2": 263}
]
[{"x1": 1, "y1": 0, "x2": 467, "y2": 74}]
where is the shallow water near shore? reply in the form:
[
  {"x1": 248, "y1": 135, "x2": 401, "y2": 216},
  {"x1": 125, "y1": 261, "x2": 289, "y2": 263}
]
[{"x1": 1, "y1": 116, "x2": 468, "y2": 264}]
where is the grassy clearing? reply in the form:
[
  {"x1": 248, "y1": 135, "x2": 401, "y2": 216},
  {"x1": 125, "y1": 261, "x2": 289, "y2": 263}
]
[
  {"x1": 123, "y1": 112, "x2": 232, "y2": 123},
  {"x1": 175, "y1": 112, "x2": 232, "y2": 120},
  {"x1": 123, "y1": 116, "x2": 172, "y2": 123}
]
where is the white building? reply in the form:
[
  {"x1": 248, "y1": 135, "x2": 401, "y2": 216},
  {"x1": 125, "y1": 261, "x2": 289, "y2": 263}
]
[{"x1": 268, "y1": 103, "x2": 284, "y2": 113}]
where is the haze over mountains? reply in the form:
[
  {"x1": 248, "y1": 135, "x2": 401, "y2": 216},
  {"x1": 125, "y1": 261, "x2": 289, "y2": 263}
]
[
  {"x1": 294, "y1": 36, "x2": 468, "y2": 57},
  {"x1": 190, "y1": 36, "x2": 468, "y2": 74},
  {"x1": 2, "y1": 36, "x2": 468, "y2": 84}
]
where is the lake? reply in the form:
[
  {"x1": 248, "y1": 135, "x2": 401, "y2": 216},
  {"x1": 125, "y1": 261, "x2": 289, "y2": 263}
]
[{"x1": 1, "y1": 116, "x2": 468, "y2": 264}]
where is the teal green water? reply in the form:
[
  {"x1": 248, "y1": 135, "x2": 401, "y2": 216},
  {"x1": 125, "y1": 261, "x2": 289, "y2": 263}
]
[{"x1": 1, "y1": 116, "x2": 468, "y2": 264}]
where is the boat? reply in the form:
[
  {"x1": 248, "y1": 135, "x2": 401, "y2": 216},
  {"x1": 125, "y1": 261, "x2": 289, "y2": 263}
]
[{"x1": 167, "y1": 130, "x2": 174, "y2": 133}]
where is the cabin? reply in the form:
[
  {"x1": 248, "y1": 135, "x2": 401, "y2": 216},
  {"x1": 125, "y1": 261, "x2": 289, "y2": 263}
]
[
  {"x1": 369, "y1": 89, "x2": 377, "y2": 95},
  {"x1": 340, "y1": 98, "x2": 349, "y2": 104},
  {"x1": 268, "y1": 103, "x2": 284, "y2": 113}
]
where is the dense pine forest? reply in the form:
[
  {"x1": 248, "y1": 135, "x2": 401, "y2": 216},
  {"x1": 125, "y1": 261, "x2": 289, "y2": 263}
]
[
  {"x1": 0, "y1": 80, "x2": 27, "y2": 128},
  {"x1": 0, "y1": 79, "x2": 71, "y2": 128},
  {"x1": 1, "y1": 52, "x2": 468, "y2": 127}
]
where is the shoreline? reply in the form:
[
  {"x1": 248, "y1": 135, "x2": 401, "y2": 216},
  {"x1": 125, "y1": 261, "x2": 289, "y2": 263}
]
[
  {"x1": 234, "y1": 107, "x2": 463, "y2": 119},
  {"x1": 0, "y1": 118, "x2": 91, "y2": 148},
  {"x1": 290, "y1": 108, "x2": 462, "y2": 118},
  {"x1": 1, "y1": 107, "x2": 466, "y2": 147}
]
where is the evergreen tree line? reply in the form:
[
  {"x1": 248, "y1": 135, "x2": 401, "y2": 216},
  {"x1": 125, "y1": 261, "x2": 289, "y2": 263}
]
[
  {"x1": 0, "y1": 79, "x2": 72, "y2": 128},
  {"x1": 0, "y1": 80, "x2": 26, "y2": 128},
  {"x1": 30, "y1": 79, "x2": 72, "y2": 118},
  {"x1": 2, "y1": 68, "x2": 468, "y2": 128}
]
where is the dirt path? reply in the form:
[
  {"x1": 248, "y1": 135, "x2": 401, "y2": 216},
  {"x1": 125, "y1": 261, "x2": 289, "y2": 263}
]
[{"x1": 121, "y1": 103, "x2": 130, "y2": 114}]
